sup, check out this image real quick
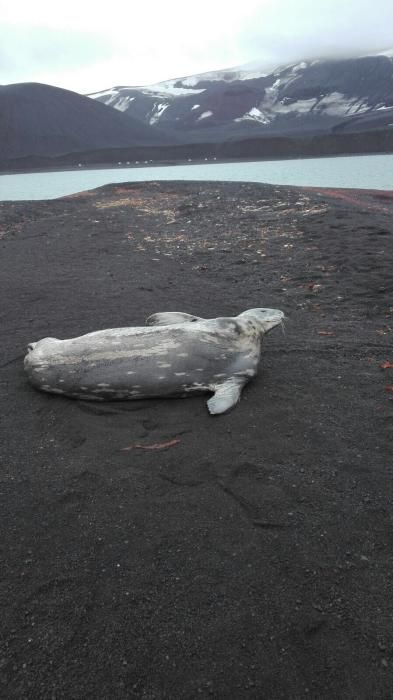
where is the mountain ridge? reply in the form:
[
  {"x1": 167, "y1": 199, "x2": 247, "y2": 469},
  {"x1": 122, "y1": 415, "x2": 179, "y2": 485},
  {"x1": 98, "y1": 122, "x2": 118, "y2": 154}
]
[
  {"x1": 1, "y1": 51, "x2": 393, "y2": 171},
  {"x1": 88, "y1": 52, "x2": 393, "y2": 143}
]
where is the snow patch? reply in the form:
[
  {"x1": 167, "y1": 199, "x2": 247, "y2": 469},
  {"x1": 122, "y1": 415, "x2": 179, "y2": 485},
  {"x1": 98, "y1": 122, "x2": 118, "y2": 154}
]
[
  {"x1": 292, "y1": 61, "x2": 308, "y2": 72},
  {"x1": 191, "y1": 104, "x2": 200, "y2": 110},
  {"x1": 259, "y1": 86, "x2": 371, "y2": 118},
  {"x1": 235, "y1": 107, "x2": 270, "y2": 124},
  {"x1": 88, "y1": 88, "x2": 119, "y2": 99},
  {"x1": 368, "y1": 48, "x2": 393, "y2": 58},
  {"x1": 141, "y1": 83, "x2": 205, "y2": 97},
  {"x1": 180, "y1": 65, "x2": 269, "y2": 87},
  {"x1": 197, "y1": 111, "x2": 213, "y2": 120},
  {"x1": 149, "y1": 102, "x2": 169, "y2": 124},
  {"x1": 236, "y1": 69, "x2": 269, "y2": 81},
  {"x1": 316, "y1": 92, "x2": 370, "y2": 116},
  {"x1": 182, "y1": 76, "x2": 203, "y2": 87},
  {"x1": 116, "y1": 96, "x2": 135, "y2": 112}
]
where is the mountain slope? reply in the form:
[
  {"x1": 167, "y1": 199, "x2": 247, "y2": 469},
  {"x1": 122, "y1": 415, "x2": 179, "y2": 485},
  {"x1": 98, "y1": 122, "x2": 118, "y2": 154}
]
[
  {"x1": 89, "y1": 53, "x2": 393, "y2": 143},
  {"x1": 0, "y1": 82, "x2": 172, "y2": 160}
]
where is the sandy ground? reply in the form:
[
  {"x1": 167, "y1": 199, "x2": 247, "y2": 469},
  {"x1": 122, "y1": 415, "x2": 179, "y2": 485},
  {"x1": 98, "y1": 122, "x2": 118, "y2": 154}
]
[{"x1": 1, "y1": 181, "x2": 392, "y2": 699}]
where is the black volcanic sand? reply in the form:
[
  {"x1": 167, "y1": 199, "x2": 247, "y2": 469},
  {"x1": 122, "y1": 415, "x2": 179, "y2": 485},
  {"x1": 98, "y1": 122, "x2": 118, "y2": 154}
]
[{"x1": 1, "y1": 181, "x2": 393, "y2": 699}]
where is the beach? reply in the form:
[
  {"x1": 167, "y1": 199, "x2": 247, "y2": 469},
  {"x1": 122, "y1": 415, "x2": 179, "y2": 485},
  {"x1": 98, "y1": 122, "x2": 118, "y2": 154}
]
[{"x1": 1, "y1": 180, "x2": 392, "y2": 698}]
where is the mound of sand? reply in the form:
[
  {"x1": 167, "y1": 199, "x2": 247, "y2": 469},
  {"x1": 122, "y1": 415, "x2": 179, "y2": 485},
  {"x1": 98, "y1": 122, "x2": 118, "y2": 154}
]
[{"x1": 1, "y1": 181, "x2": 392, "y2": 698}]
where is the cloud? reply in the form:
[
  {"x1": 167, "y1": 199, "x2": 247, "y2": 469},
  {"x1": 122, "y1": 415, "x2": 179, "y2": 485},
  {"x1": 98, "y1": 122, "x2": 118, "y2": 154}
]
[
  {"x1": 239, "y1": 0, "x2": 393, "y2": 67},
  {"x1": 0, "y1": 24, "x2": 114, "y2": 87},
  {"x1": 0, "y1": 0, "x2": 392, "y2": 93}
]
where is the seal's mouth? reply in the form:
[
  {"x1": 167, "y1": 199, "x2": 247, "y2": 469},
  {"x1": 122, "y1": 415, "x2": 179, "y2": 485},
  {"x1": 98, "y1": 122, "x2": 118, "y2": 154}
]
[{"x1": 262, "y1": 312, "x2": 286, "y2": 334}]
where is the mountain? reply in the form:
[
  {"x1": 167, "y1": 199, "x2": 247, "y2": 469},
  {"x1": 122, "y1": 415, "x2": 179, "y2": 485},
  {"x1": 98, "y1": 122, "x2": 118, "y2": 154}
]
[
  {"x1": 0, "y1": 82, "x2": 172, "y2": 162},
  {"x1": 2, "y1": 52, "x2": 393, "y2": 172},
  {"x1": 89, "y1": 52, "x2": 393, "y2": 143}
]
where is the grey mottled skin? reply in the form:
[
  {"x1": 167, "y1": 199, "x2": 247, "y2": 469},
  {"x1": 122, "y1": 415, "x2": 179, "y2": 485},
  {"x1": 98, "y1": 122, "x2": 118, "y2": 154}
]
[{"x1": 24, "y1": 308, "x2": 284, "y2": 414}]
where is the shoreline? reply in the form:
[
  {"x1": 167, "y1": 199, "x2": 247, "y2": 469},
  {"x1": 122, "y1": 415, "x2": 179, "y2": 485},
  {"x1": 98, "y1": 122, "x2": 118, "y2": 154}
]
[{"x1": 1, "y1": 148, "x2": 393, "y2": 177}]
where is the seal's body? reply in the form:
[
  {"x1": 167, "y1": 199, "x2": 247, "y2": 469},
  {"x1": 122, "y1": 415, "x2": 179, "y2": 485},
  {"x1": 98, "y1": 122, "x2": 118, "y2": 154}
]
[{"x1": 24, "y1": 308, "x2": 284, "y2": 414}]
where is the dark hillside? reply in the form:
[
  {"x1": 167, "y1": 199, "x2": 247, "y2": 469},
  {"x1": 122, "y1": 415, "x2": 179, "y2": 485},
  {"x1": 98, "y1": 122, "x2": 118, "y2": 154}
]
[{"x1": 0, "y1": 83, "x2": 173, "y2": 160}]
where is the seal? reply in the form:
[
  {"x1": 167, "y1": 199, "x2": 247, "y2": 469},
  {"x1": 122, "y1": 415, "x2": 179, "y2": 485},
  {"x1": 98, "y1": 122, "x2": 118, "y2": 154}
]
[{"x1": 24, "y1": 308, "x2": 284, "y2": 414}]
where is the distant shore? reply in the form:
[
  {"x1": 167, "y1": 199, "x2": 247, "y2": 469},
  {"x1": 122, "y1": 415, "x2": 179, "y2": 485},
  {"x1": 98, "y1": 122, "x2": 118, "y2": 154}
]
[
  {"x1": 2, "y1": 125, "x2": 393, "y2": 178},
  {"x1": 1, "y1": 148, "x2": 393, "y2": 178}
]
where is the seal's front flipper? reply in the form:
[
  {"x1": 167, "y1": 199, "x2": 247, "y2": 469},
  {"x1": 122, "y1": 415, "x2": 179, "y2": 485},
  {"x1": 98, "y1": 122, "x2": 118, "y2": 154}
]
[{"x1": 207, "y1": 379, "x2": 246, "y2": 415}]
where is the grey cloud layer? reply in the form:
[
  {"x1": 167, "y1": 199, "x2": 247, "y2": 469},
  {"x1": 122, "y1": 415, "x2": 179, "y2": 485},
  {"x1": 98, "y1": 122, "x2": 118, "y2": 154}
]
[
  {"x1": 1, "y1": 25, "x2": 113, "y2": 84},
  {"x1": 238, "y1": 0, "x2": 393, "y2": 69},
  {"x1": 1, "y1": 1, "x2": 392, "y2": 90}
]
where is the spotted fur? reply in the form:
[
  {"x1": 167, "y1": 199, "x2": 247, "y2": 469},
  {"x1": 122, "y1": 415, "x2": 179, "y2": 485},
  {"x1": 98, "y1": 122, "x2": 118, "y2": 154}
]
[{"x1": 24, "y1": 308, "x2": 284, "y2": 414}]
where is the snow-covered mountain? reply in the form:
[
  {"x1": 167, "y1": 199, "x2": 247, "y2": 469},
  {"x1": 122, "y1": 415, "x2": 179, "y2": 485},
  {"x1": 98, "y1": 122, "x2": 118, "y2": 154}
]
[
  {"x1": 2, "y1": 51, "x2": 393, "y2": 170},
  {"x1": 89, "y1": 52, "x2": 393, "y2": 142}
]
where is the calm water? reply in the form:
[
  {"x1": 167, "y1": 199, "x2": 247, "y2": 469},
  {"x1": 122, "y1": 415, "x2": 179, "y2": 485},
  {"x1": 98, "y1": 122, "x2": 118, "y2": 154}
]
[{"x1": 1, "y1": 153, "x2": 392, "y2": 201}]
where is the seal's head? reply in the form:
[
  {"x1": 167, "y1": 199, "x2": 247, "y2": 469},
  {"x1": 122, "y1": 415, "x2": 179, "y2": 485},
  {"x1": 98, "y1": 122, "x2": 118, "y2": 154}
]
[{"x1": 237, "y1": 308, "x2": 285, "y2": 334}]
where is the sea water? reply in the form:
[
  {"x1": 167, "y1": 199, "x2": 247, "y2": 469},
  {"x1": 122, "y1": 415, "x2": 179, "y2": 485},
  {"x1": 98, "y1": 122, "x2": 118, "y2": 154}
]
[{"x1": 0, "y1": 153, "x2": 392, "y2": 201}]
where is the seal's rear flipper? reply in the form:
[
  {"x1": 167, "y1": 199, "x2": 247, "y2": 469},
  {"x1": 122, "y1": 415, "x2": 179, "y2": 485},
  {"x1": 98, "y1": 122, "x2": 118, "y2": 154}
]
[{"x1": 207, "y1": 379, "x2": 246, "y2": 415}]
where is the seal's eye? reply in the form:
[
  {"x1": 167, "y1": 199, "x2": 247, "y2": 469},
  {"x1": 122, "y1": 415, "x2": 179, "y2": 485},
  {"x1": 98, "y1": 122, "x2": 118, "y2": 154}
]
[{"x1": 191, "y1": 318, "x2": 198, "y2": 322}]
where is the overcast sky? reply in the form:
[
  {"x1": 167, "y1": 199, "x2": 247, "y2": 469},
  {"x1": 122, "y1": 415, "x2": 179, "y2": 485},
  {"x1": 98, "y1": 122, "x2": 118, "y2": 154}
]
[{"x1": 1, "y1": 0, "x2": 392, "y2": 94}]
